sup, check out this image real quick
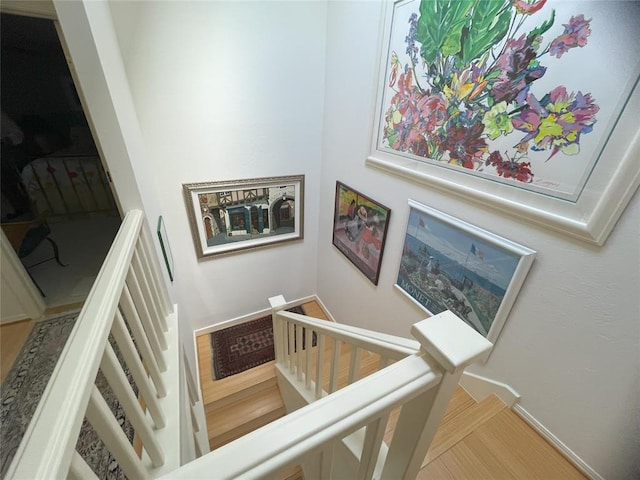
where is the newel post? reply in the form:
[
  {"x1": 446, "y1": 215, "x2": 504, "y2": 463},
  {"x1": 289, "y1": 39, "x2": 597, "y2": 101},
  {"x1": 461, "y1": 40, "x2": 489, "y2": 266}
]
[
  {"x1": 269, "y1": 295, "x2": 287, "y2": 365},
  {"x1": 381, "y1": 310, "x2": 493, "y2": 480}
]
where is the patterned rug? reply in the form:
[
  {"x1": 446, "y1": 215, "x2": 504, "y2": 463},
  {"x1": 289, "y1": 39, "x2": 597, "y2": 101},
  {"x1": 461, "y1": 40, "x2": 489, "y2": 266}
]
[
  {"x1": 0, "y1": 311, "x2": 136, "y2": 479},
  {"x1": 211, "y1": 305, "x2": 312, "y2": 379}
]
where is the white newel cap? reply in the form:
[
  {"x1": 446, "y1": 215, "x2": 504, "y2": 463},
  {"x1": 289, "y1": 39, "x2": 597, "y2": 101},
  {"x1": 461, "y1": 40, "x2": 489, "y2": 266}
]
[
  {"x1": 269, "y1": 294, "x2": 287, "y2": 310},
  {"x1": 411, "y1": 311, "x2": 493, "y2": 374}
]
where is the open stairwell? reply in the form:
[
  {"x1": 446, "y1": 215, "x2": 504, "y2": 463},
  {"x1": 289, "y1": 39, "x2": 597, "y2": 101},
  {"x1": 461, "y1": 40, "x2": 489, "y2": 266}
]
[
  {"x1": 196, "y1": 299, "x2": 587, "y2": 480},
  {"x1": 196, "y1": 301, "x2": 330, "y2": 451},
  {"x1": 4, "y1": 212, "x2": 588, "y2": 480}
]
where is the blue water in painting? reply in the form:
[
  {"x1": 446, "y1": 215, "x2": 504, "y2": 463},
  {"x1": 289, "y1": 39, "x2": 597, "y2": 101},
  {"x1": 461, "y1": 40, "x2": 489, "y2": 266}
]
[{"x1": 402, "y1": 234, "x2": 506, "y2": 298}]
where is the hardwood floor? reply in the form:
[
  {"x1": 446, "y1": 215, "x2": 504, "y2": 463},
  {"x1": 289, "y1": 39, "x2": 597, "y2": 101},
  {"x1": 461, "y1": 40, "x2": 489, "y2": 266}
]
[
  {"x1": 0, "y1": 302, "x2": 84, "y2": 383},
  {"x1": 196, "y1": 299, "x2": 587, "y2": 479},
  {"x1": 0, "y1": 318, "x2": 34, "y2": 383}
]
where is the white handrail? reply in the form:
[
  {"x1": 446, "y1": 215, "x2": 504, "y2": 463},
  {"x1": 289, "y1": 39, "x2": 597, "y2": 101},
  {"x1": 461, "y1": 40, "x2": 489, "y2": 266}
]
[
  {"x1": 161, "y1": 353, "x2": 442, "y2": 480},
  {"x1": 277, "y1": 310, "x2": 419, "y2": 360},
  {"x1": 6, "y1": 210, "x2": 180, "y2": 480},
  {"x1": 7, "y1": 210, "x2": 144, "y2": 479},
  {"x1": 165, "y1": 297, "x2": 492, "y2": 480}
]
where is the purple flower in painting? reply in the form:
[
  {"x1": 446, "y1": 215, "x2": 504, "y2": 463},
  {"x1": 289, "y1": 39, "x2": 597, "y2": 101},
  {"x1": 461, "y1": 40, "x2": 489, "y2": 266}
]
[
  {"x1": 405, "y1": 13, "x2": 420, "y2": 66},
  {"x1": 489, "y1": 34, "x2": 546, "y2": 104},
  {"x1": 512, "y1": 86, "x2": 599, "y2": 160},
  {"x1": 549, "y1": 15, "x2": 592, "y2": 58}
]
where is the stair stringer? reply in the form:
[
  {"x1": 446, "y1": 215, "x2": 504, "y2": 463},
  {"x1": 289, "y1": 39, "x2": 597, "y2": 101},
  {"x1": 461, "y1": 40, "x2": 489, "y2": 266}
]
[{"x1": 275, "y1": 364, "x2": 389, "y2": 479}]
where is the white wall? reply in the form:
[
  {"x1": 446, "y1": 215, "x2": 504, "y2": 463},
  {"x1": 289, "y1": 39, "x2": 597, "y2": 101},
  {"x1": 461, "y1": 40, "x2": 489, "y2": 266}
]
[
  {"x1": 317, "y1": 2, "x2": 639, "y2": 479},
  {"x1": 1, "y1": 231, "x2": 46, "y2": 323},
  {"x1": 109, "y1": 1, "x2": 326, "y2": 331},
  {"x1": 69, "y1": 1, "x2": 638, "y2": 477}
]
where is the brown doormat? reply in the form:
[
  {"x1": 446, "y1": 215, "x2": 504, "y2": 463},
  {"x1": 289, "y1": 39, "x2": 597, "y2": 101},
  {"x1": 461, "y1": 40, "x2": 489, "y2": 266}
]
[{"x1": 211, "y1": 305, "x2": 307, "y2": 380}]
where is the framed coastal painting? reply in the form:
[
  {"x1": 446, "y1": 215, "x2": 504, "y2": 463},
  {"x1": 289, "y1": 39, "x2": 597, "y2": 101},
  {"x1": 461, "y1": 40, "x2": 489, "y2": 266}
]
[
  {"x1": 367, "y1": 0, "x2": 640, "y2": 245},
  {"x1": 183, "y1": 175, "x2": 304, "y2": 258},
  {"x1": 396, "y1": 200, "x2": 535, "y2": 343},
  {"x1": 332, "y1": 181, "x2": 391, "y2": 285}
]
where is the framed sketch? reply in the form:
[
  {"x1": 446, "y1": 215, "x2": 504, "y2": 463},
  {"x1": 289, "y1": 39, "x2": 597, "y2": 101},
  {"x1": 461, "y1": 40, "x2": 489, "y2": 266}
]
[
  {"x1": 367, "y1": 0, "x2": 640, "y2": 246},
  {"x1": 332, "y1": 181, "x2": 391, "y2": 285},
  {"x1": 183, "y1": 175, "x2": 304, "y2": 258},
  {"x1": 396, "y1": 200, "x2": 535, "y2": 344},
  {"x1": 157, "y1": 216, "x2": 174, "y2": 281}
]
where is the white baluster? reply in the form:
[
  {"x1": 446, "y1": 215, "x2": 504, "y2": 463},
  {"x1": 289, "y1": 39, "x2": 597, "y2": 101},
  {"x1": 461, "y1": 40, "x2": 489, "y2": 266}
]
[
  {"x1": 100, "y1": 343, "x2": 165, "y2": 467},
  {"x1": 288, "y1": 321, "x2": 295, "y2": 373},
  {"x1": 348, "y1": 346, "x2": 362, "y2": 385},
  {"x1": 305, "y1": 328, "x2": 313, "y2": 389},
  {"x1": 133, "y1": 248, "x2": 166, "y2": 338},
  {"x1": 358, "y1": 415, "x2": 388, "y2": 480},
  {"x1": 315, "y1": 334, "x2": 326, "y2": 400},
  {"x1": 296, "y1": 323, "x2": 303, "y2": 381},
  {"x1": 329, "y1": 339, "x2": 341, "y2": 394},
  {"x1": 85, "y1": 385, "x2": 150, "y2": 480},
  {"x1": 111, "y1": 309, "x2": 166, "y2": 427},
  {"x1": 68, "y1": 451, "x2": 99, "y2": 480},
  {"x1": 269, "y1": 295, "x2": 287, "y2": 365},
  {"x1": 127, "y1": 264, "x2": 168, "y2": 352},
  {"x1": 120, "y1": 286, "x2": 167, "y2": 394},
  {"x1": 320, "y1": 443, "x2": 335, "y2": 479},
  {"x1": 140, "y1": 226, "x2": 172, "y2": 319}
]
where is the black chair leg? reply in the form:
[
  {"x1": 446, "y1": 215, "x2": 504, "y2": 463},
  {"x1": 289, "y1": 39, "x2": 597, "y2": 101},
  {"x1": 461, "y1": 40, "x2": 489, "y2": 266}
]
[{"x1": 44, "y1": 236, "x2": 69, "y2": 267}]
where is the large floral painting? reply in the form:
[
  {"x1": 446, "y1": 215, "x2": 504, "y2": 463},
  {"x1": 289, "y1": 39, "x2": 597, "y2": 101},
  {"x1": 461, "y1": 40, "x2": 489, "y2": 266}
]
[{"x1": 377, "y1": 0, "x2": 640, "y2": 201}]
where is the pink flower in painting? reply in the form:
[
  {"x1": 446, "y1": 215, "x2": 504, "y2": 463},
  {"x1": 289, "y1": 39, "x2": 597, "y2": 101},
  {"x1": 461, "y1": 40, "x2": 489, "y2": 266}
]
[
  {"x1": 384, "y1": 69, "x2": 448, "y2": 156},
  {"x1": 514, "y1": 0, "x2": 547, "y2": 15},
  {"x1": 416, "y1": 94, "x2": 448, "y2": 132},
  {"x1": 549, "y1": 15, "x2": 592, "y2": 58}
]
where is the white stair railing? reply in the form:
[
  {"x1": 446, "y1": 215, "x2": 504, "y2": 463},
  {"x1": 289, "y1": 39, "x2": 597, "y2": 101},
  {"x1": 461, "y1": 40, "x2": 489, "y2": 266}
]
[
  {"x1": 164, "y1": 295, "x2": 492, "y2": 480},
  {"x1": 6, "y1": 210, "x2": 181, "y2": 480}
]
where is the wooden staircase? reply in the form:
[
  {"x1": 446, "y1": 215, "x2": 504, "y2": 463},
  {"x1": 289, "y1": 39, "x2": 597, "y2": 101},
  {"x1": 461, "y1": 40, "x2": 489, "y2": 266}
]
[
  {"x1": 196, "y1": 342, "x2": 285, "y2": 450},
  {"x1": 196, "y1": 301, "x2": 587, "y2": 479}
]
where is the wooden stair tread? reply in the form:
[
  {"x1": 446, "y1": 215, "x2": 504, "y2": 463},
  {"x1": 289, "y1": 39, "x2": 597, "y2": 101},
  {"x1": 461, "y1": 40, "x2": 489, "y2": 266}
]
[
  {"x1": 207, "y1": 383, "x2": 285, "y2": 449},
  {"x1": 203, "y1": 361, "x2": 277, "y2": 408},
  {"x1": 423, "y1": 393, "x2": 506, "y2": 466},
  {"x1": 431, "y1": 408, "x2": 587, "y2": 479}
]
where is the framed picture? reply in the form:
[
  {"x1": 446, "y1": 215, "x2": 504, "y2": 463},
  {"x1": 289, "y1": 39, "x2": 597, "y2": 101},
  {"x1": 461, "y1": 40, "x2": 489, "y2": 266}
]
[
  {"x1": 396, "y1": 200, "x2": 535, "y2": 344},
  {"x1": 367, "y1": 0, "x2": 640, "y2": 246},
  {"x1": 183, "y1": 175, "x2": 304, "y2": 258},
  {"x1": 157, "y1": 216, "x2": 174, "y2": 281},
  {"x1": 332, "y1": 181, "x2": 391, "y2": 285}
]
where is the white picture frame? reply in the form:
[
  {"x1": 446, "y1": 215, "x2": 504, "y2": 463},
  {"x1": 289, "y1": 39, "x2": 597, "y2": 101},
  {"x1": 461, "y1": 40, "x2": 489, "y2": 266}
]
[
  {"x1": 367, "y1": 0, "x2": 640, "y2": 246},
  {"x1": 396, "y1": 199, "x2": 535, "y2": 345}
]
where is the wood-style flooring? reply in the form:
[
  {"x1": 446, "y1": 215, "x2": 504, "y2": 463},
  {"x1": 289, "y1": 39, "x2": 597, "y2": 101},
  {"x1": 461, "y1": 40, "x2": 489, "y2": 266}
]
[
  {"x1": 0, "y1": 302, "x2": 84, "y2": 383},
  {"x1": 196, "y1": 299, "x2": 587, "y2": 479}
]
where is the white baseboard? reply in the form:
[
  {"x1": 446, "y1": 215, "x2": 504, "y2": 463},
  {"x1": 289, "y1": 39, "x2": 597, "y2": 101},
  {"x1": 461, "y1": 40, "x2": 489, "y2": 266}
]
[
  {"x1": 512, "y1": 404, "x2": 602, "y2": 480},
  {"x1": 459, "y1": 371, "x2": 520, "y2": 407},
  {"x1": 193, "y1": 294, "x2": 329, "y2": 338}
]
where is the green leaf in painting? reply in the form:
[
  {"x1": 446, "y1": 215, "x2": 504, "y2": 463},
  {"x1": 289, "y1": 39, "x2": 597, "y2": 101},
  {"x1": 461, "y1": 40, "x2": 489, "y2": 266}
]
[
  {"x1": 528, "y1": 9, "x2": 556, "y2": 40},
  {"x1": 460, "y1": 0, "x2": 512, "y2": 65},
  {"x1": 417, "y1": 0, "x2": 476, "y2": 65}
]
